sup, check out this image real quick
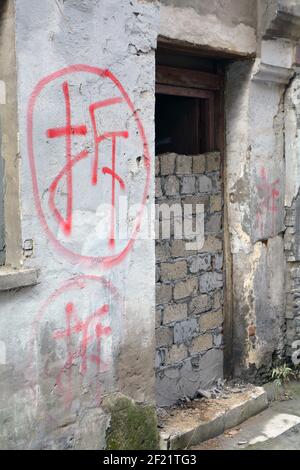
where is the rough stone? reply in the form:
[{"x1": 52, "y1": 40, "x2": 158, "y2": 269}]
[
  {"x1": 156, "y1": 327, "x2": 173, "y2": 348},
  {"x1": 206, "y1": 213, "x2": 222, "y2": 233},
  {"x1": 193, "y1": 154, "x2": 206, "y2": 174},
  {"x1": 163, "y1": 303, "x2": 187, "y2": 325},
  {"x1": 164, "y1": 176, "x2": 179, "y2": 196},
  {"x1": 181, "y1": 176, "x2": 196, "y2": 195},
  {"x1": 156, "y1": 307, "x2": 162, "y2": 329},
  {"x1": 199, "y1": 310, "x2": 223, "y2": 332},
  {"x1": 155, "y1": 177, "x2": 163, "y2": 198},
  {"x1": 174, "y1": 318, "x2": 199, "y2": 343},
  {"x1": 165, "y1": 343, "x2": 187, "y2": 365},
  {"x1": 160, "y1": 260, "x2": 187, "y2": 281},
  {"x1": 174, "y1": 277, "x2": 198, "y2": 300},
  {"x1": 156, "y1": 241, "x2": 171, "y2": 262},
  {"x1": 189, "y1": 295, "x2": 210, "y2": 315},
  {"x1": 198, "y1": 175, "x2": 213, "y2": 193},
  {"x1": 200, "y1": 235, "x2": 222, "y2": 253},
  {"x1": 189, "y1": 254, "x2": 211, "y2": 274},
  {"x1": 176, "y1": 155, "x2": 192, "y2": 174},
  {"x1": 199, "y1": 272, "x2": 223, "y2": 293},
  {"x1": 212, "y1": 253, "x2": 223, "y2": 271},
  {"x1": 210, "y1": 194, "x2": 222, "y2": 212},
  {"x1": 206, "y1": 152, "x2": 221, "y2": 172},
  {"x1": 160, "y1": 153, "x2": 176, "y2": 175},
  {"x1": 156, "y1": 283, "x2": 172, "y2": 305},
  {"x1": 189, "y1": 334, "x2": 213, "y2": 354}
]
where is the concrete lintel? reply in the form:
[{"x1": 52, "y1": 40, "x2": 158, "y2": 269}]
[
  {"x1": 0, "y1": 266, "x2": 39, "y2": 291},
  {"x1": 253, "y1": 62, "x2": 294, "y2": 84}
]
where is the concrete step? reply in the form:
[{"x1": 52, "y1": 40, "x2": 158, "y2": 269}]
[
  {"x1": 192, "y1": 381, "x2": 300, "y2": 450},
  {"x1": 159, "y1": 385, "x2": 268, "y2": 450}
]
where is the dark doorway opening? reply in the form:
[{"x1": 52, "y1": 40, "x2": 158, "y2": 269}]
[
  {"x1": 156, "y1": 94, "x2": 211, "y2": 155},
  {"x1": 155, "y1": 44, "x2": 225, "y2": 157}
]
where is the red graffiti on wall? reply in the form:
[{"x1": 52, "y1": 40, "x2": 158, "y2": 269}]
[
  {"x1": 28, "y1": 275, "x2": 123, "y2": 408},
  {"x1": 27, "y1": 65, "x2": 150, "y2": 268},
  {"x1": 255, "y1": 167, "x2": 280, "y2": 236},
  {"x1": 52, "y1": 300, "x2": 111, "y2": 406}
]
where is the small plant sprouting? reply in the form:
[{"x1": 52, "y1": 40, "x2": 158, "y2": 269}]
[{"x1": 272, "y1": 363, "x2": 295, "y2": 386}]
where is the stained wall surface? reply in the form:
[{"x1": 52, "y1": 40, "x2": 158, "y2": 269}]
[{"x1": 0, "y1": 0, "x2": 158, "y2": 449}]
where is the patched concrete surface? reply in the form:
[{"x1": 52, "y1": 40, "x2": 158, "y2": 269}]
[{"x1": 192, "y1": 382, "x2": 300, "y2": 450}]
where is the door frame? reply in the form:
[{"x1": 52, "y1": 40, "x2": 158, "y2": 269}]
[{"x1": 155, "y1": 58, "x2": 233, "y2": 379}]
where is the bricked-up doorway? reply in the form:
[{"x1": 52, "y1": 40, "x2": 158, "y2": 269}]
[{"x1": 155, "y1": 43, "x2": 226, "y2": 406}]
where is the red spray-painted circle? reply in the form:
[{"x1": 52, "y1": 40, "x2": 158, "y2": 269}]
[
  {"x1": 28, "y1": 275, "x2": 123, "y2": 410},
  {"x1": 27, "y1": 65, "x2": 151, "y2": 268}
]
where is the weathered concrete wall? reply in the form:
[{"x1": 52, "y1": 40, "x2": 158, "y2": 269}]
[
  {"x1": 0, "y1": 0, "x2": 159, "y2": 449},
  {"x1": 155, "y1": 152, "x2": 223, "y2": 406},
  {"x1": 224, "y1": 1, "x2": 300, "y2": 380},
  {"x1": 0, "y1": 0, "x2": 22, "y2": 268},
  {"x1": 225, "y1": 51, "x2": 290, "y2": 379},
  {"x1": 284, "y1": 74, "x2": 300, "y2": 357},
  {"x1": 158, "y1": 0, "x2": 257, "y2": 56}
]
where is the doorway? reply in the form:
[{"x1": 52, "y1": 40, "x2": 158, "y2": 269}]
[{"x1": 155, "y1": 43, "x2": 226, "y2": 406}]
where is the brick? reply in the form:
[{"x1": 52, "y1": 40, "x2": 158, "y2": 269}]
[
  {"x1": 156, "y1": 241, "x2": 171, "y2": 262},
  {"x1": 176, "y1": 155, "x2": 192, "y2": 174},
  {"x1": 193, "y1": 154, "x2": 206, "y2": 174},
  {"x1": 212, "y1": 289, "x2": 223, "y2": 310},
  {"x1": 171, "y1": 239, "x2": 189, "y2": 257},
  {"x1": 174, "y1": 277, "x2": 198, "y2": 300},
  {"x1": 160, "y1": 153, "x2": 176, "y2": 175},
  {"x1": 206, "y1": 152, "x2": 221, "y2": 172},
  {"x1": 155, "y1": 177, "x2": 163, "y2": 198},
  {"x1": 155, "y1": 349, "x2": 166, "y2": 368},
  {"x1": 165, "y1": 343, "x2": 187, "y2": 365},
  {"x1": 210, "y1": 194, "x2": 222, "y2": 212},
  {"x1": 156, "y1": 264, "x2": 161, "y2": 282},
  {"x1": 181, "y1": 176, "x2": 196, "y2": 195},
  {"x1": 182, "y1": 195, "x2": 209, "y2": 213},
  {"x1": 212, "y1": 253, "x2": 223, "y2": 271},
  {"x1": 164, "y1": 303, "x2": 187, "y2": 324},
  {"x1": 189, "y1": 334, "x2": 213, "y2": 354},
  {"x1": 213, "y1": 333, "x2": 223, "y2": 347},
  {"x1": 199, "y1": 272, "x2": 223, "y2": 293},
  {"x1": 212, "y1": 173, "x2": 222, "y2": 192},
  {"x1": 200, "y1": 235, "x2": 222, "y2": 253},
  {"x1": 156, "y1": 327, "x2": 173, "y2": 347},
  {"x1": 156, "y1": 283, "x2": 172, "y2": 305},
  {"x1": 206, "y1": 213, "x2": 222, "y2": 233},
  {"x1": 155, "y1": 157, "x2": 160, "y2": 176},
  {"x1": 189, "y1": 254, "x2": 211, "y2": 274},
  {"x1": 189, "y1": 294, "x2": 209, "y2": 315},
  {"x1": 160, "y1": 260, "x2": 187, "y2": 281},
  {"x1": 199, "y1": 310, "x2": 223, "y2": 332},
  {"x1": 156, "y1": 307, "x2": 162, "y2": 329},
  {"x1": 198, "y1": 175, "x2": 213, "y2": 193},
  {"x1": 164, "y1": 176, "x2": 179, "y2": 196},
  {"x1": 174, "y1": 318, "x2": 199, "y2": 343}
]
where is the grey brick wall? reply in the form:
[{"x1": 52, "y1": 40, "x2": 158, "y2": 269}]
[{"x1": 155, "y1": 152, "x2": 224, "y2": 406}]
